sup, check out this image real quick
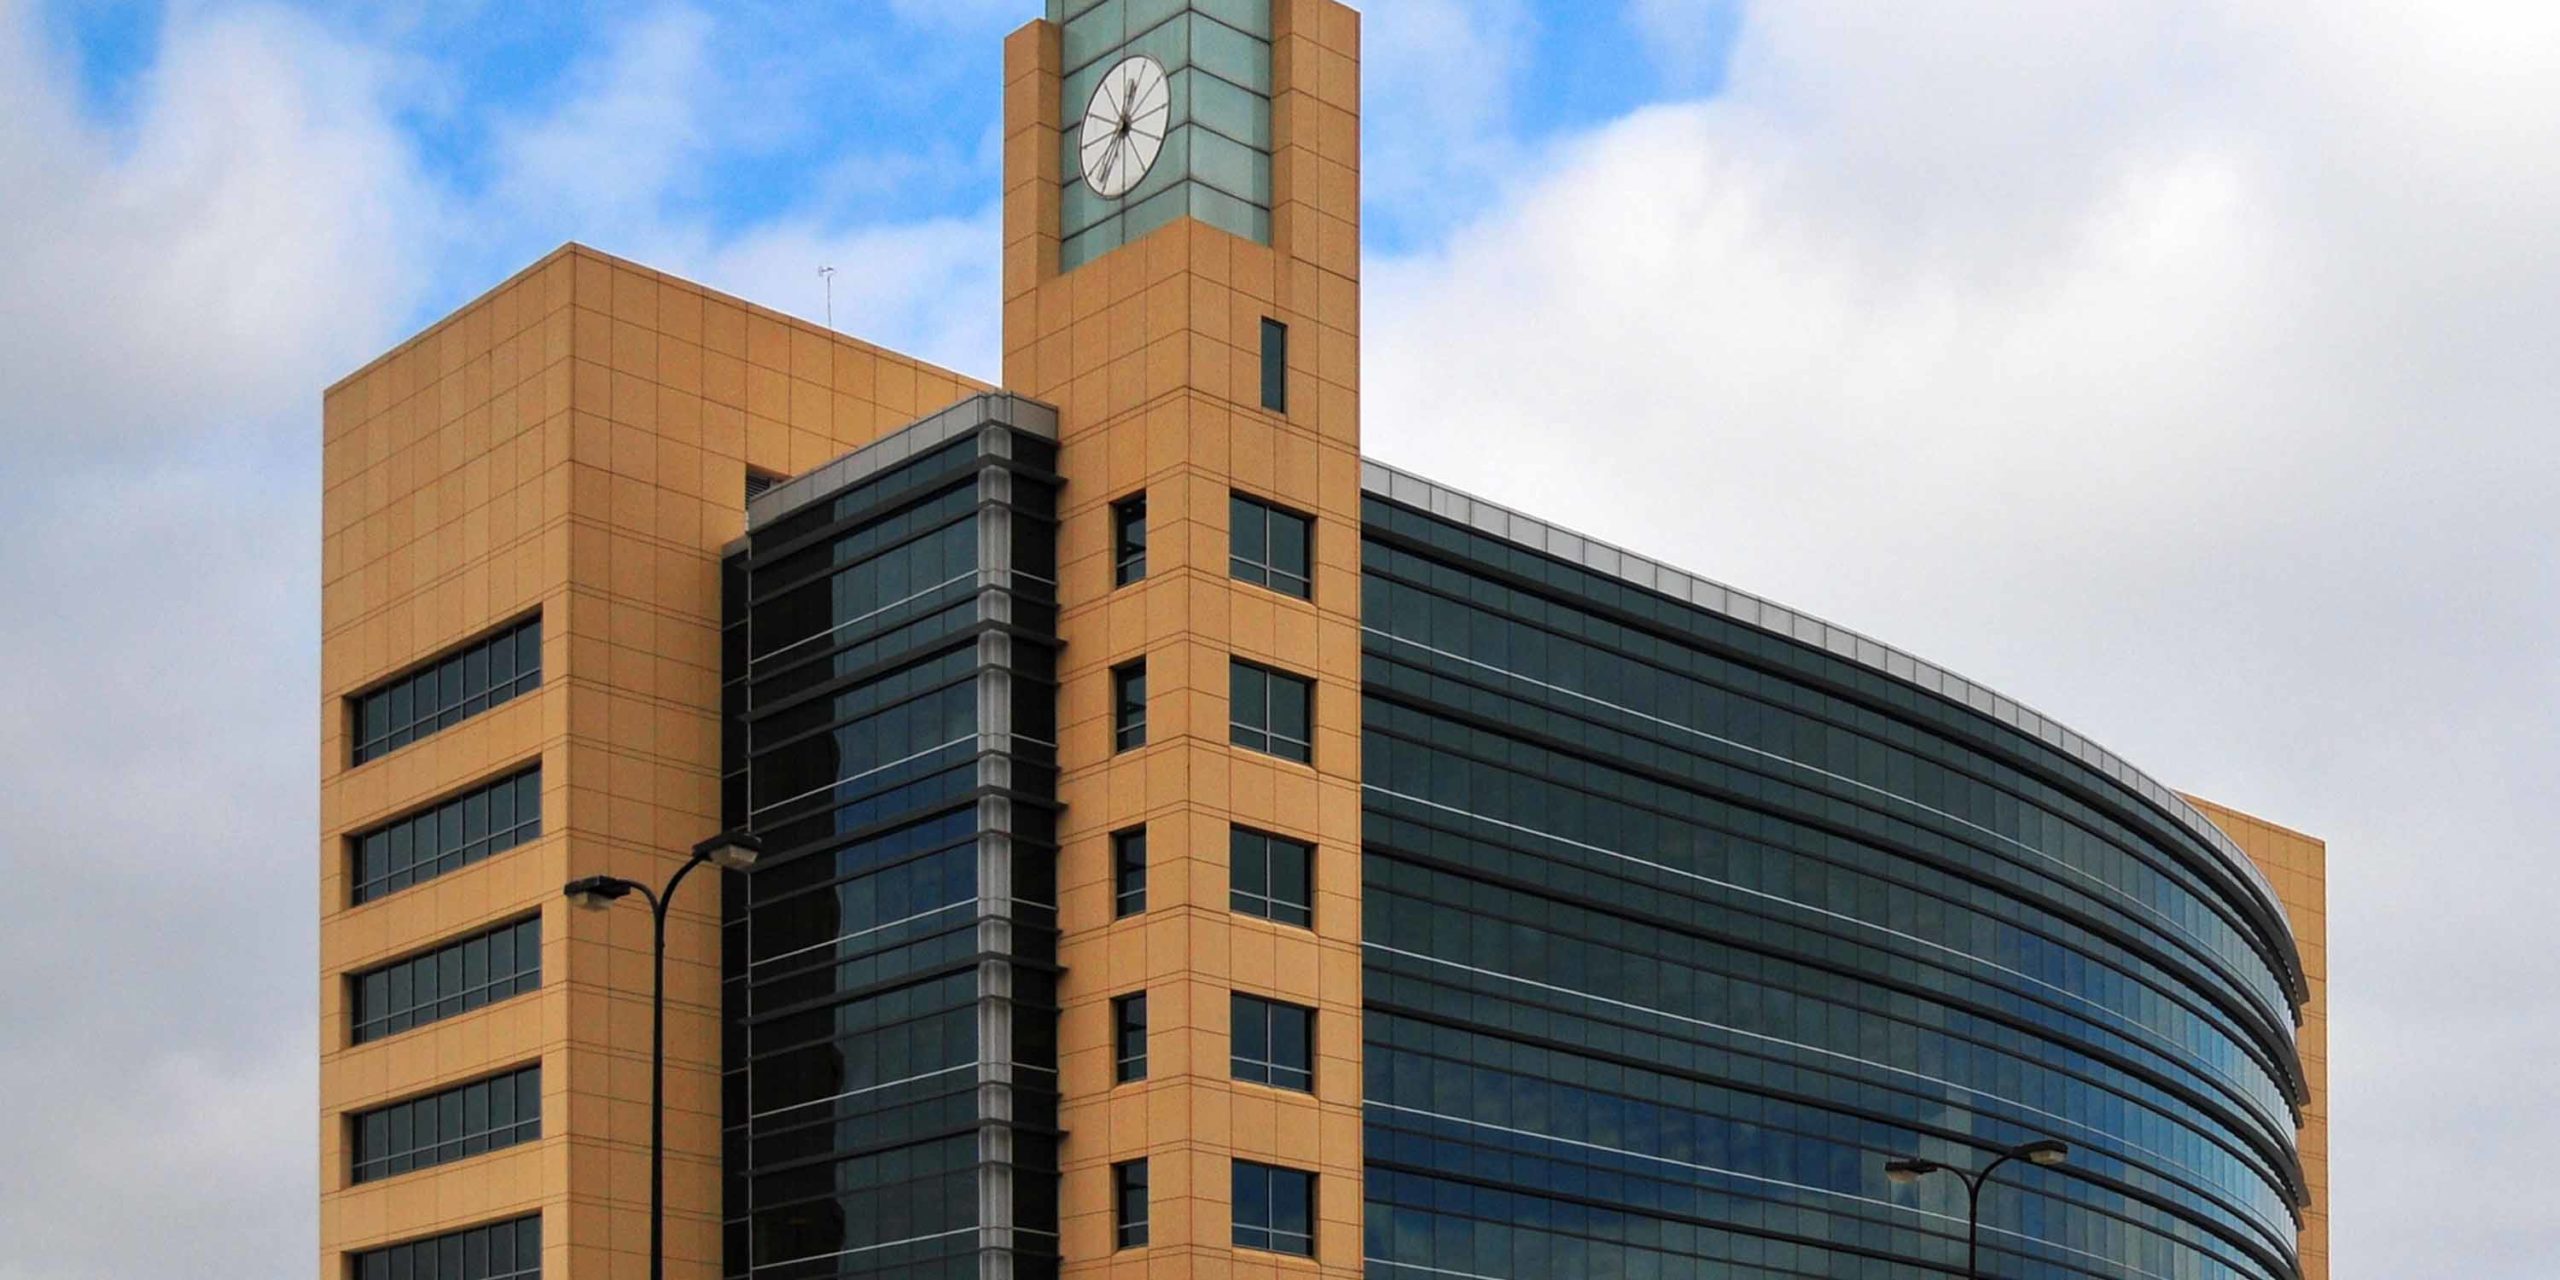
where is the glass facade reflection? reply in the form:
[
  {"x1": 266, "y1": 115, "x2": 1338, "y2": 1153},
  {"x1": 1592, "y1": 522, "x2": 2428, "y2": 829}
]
[
  {"x1": 723, "y1": 402, "x2": 1063, "y2": 1280},
  {"x1": 1355, "y1": 490, "x2": 2311, "y2": 1280},
  {"x1": 717, "y1": 404, "x2": 2308, "y2": 1280}
]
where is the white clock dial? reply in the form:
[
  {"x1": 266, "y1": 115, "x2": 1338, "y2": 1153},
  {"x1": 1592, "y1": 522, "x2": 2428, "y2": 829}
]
[{"x1": 1078, "y1": 55, "x2": 1172, "y2": 199}]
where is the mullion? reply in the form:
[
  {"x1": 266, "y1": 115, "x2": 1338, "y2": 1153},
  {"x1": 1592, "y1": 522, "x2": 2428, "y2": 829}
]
[
  {"x1": 351, "y1": 768, "x2": 543, "y2": 905},
  {"x1": 350, "y1": 1065, "x2": 541, "y2": 1184},
  {"x1": 353, "y1": 617, "x2": 542, "y2": 765}
]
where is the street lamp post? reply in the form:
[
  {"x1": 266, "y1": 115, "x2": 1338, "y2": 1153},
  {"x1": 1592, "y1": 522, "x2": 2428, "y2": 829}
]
[
  {"x1": 1884, "y1": 1138, "x2": 2070, "y2": 1279},
  {"x1": 565, "y1": 830, "x2": 763, "y2": 1280}
]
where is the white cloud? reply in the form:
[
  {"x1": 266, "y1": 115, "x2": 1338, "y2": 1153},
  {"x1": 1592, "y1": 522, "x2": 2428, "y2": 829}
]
[
  {"x1": 1358, "y1": 0, "x2": 1537, "y2": 237},
  {"x1": 0, "y1": 3, "x2": 433, "y2": 464},
  {"x1": 0, "y1": 5, "x2": 391, "y2": 1269},
  {"x1": 486, "y1": 5, "x2": 718, "y2": 237},
  {"x1": 1370, "y1": 1, "x2": 2560, "y2": 1272},
  {"x1": 1625, "y1": 0, "x2": 1734, "y2": 84},
  {"x1": 683, "y1": 206, "x2": 1006, "y2": 378}
]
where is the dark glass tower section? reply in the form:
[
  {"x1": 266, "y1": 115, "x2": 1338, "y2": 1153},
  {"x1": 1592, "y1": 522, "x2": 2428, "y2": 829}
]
[
  {"x1": 1355, "y1": 470, "x2": 2310, "y2": 1280},
  {"x1": 722, "y1": 396, "x2": 1064, "y2": 1280}
]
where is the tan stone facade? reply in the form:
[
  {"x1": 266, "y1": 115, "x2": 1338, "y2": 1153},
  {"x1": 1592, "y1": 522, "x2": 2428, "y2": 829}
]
[
  {"x1": 320, "y1": 10, "x2": 2326, "y2": 1280},
  {"x1": 317, "y1": 244, "x2": 979, "y2": 1277},
  {"x1": 2190, "y1": 795, "x2": 2330, "y2": 1280},
  {"x1": 1001, "y1": 4, "x2": 1369, "y2": 1274}
]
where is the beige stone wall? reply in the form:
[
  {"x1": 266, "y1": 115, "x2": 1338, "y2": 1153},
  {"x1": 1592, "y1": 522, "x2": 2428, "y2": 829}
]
[
  {"x1": 1002, "y1": 3, "x2": 1368, "y2": 1275},
  {"x1": 2189, "y1": 795, "x2": 2330, "y2": 1280},
  {"x1": 317, "y1": 244, "x2": 979, "y2": 1278}
]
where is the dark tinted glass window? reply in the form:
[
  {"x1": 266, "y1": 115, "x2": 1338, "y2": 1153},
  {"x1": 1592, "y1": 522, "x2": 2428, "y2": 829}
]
[
  {"x1": 1113, "y1": 661, "x2": 1148, "y2": 751},
  {"x1": 1113, "y1": 827, "x2": 1147, "y2": 918},
  {"x1": 349, "y1": 1215, "x2": 541, "y2": 1280},
  {"x1": 1114, "y1": 993, "x2": 1148, "y2": 1083},
  {"x1": 1229, "y1": 661, "x2": 1312, "y2": 763},
  {"x1": 1229, "y1": 494, "x2": 1311, "y2": 600},
  {"x1": 1259, "y1": 318, "x2": 1287, "y2": 413},
  {"x1": 352, "y1": 768, "x2": 542, "y2": 904},
  {"x1": 1114, "y1": 1160, "x2": 1150, "y2": 1249},
  {"x1": 352, "y1": 617, "x2": 542, "y2": 764},
  {"x1": 352, "y1": 917, "x2": 541, "y2": 1044},
  {"x1": 1232, "y1": 1160, "x2": 1313, "y2": 1256},
  {"x1": 1112, "y1": 493, "x2": 1148, "y2": 586},
  {"x1": 350, "y1": 1065, "x2": 541, "y2": 1184},
  {"x1": 1231, "y1": 994, "x2": 1313, "y2": 1092},
  {"x1": 1230, "y1": 827, "x2": 1314, "y2": 927}
]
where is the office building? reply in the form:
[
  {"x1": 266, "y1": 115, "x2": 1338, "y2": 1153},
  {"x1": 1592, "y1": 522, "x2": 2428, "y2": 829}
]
[{"x1": 317, "y1": 3, "x2": 2327, "y2": 1278}]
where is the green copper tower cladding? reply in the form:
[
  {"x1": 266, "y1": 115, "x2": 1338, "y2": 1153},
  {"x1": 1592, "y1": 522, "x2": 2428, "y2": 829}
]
[{"x1": 1050, "y1": 0, "x2": 1275, "y2": 271}]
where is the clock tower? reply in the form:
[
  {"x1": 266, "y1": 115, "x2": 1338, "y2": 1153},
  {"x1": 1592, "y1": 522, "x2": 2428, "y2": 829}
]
[{"x1": 1003, "y1": 1, "x2": 1366, "y2": 1275}]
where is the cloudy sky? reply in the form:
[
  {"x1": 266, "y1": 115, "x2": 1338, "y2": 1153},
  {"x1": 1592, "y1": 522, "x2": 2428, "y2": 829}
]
[{"x1": 2, "y1": 0, "x2": 2552, "y2": 1275}]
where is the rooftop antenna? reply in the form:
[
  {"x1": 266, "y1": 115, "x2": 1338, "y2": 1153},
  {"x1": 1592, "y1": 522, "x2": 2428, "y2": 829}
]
[{"x1": 818, "y1": 265, "x2": 837, "y2": 330}]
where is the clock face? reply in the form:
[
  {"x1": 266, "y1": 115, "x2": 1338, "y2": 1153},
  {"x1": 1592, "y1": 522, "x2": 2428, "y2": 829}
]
[{"x1": 1078, "y1": 55, "x2": 1172, "y2": 199}]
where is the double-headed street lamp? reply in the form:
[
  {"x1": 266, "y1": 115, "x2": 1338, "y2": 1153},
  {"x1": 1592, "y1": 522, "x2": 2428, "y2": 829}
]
[
  {"x1": 564, "y1": 830, "x2": 763, "y2": 1280},
  {"x1": 1884, "y1": 1138, "x2": 2070, "y2": 1279}
]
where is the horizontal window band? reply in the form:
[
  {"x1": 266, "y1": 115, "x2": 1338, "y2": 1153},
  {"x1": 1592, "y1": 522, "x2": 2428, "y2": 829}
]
[
  {"x1": 1360, "y1": 686, "x2": 2303, "y2": 1095},
  {"x1": 1361, "y1": 799, "x2": 2300, "y2": 1153},
  {"x1": 1359, "y1": 512, "x2": 2306, "y2": 1008}
]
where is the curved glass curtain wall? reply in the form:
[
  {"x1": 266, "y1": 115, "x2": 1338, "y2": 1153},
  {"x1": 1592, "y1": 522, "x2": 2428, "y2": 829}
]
[{"x1": 1357, "y1": 494, "x2": 2309, "y2": 1280}]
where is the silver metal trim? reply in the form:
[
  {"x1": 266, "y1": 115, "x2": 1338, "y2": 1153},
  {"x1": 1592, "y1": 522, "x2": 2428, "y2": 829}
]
[
  {"x1": 746, "y1": 392, "x2": 1061, "y2": 533},
  {"x1": 1358, "y1": 457, "x2": 2307, "y2": 1005}
]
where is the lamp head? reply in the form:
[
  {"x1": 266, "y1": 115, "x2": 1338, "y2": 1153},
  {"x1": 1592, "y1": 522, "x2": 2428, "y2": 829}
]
[
  {"x1": 1883, "y1": 1157, "x2": 1941, "y2": 1185},
  {"x1": 693, "y1": 830, "x2": 763, "y2": 871},
  {"x1": 563, "y1": 874, "x2": 638, "y2": 911},
  {"x1": 2019, "y1": 1139, "x2": 2070, "y2": 1167}
]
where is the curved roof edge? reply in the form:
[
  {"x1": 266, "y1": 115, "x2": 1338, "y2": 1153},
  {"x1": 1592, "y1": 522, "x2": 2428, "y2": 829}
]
[{"x1": 1359, "y1": 458, "x2": 2310, "y2": 1008}]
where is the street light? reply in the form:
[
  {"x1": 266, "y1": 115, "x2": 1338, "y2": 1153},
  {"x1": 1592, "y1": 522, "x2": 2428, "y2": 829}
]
[
  {"x1": 1883, "y1": 1138, "x2": 2069, "y2": 1278},
  {"x1": 564, "y1": 830, "x2": 762, "y2": 1280}
]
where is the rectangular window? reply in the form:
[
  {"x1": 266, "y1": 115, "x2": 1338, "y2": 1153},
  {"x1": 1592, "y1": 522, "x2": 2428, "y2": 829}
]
[
  {"x1": 1259, "y1": 318, "x2": 1288, "y2": 413},
  {"x1": 1229, "y1": 493, "x2": 1312, "y2": 600},
  {"x1": 1114, "y1": 992, "x2": 1149, "y2": 1083},
  {"x1": 350, "y1": 1215, "x2": 542, "y2": 1280},
  {"x1": 1113, "y1": 660, "x2": 1148, "y2": 751},
  {"x1": 351, "y1": 616, "x2": 542, "y2": 765},
  {"x1": 1231, "y1": 994, "x2": 1314, "y2": 1092},
  {"x1": 1229, "y1": 660, "x2": 1312, "y2": 763},
  {"x1": 351, "y1": 917, "x2": 542, "y2": 1044},
  {"x1": 1233, "y1": 1160, "x2": 1315, "y2": 1257},
  {"x1": 350, "y1": 1065, "x2": 541, "y2": 1184},
  {"x1": 1113, "y1": 827, "x2": 1148, "y2": 918},
  {"x1": 1230, "y1": 828, "x2": 1314, "y2": 927},
  {"x1": 1112, "y1": 492, "x2": 1148, "y2": 586},
  {"x1": 350, "y1": 767, "x2": 543, "y2": 905},
  {"x1": 1114, "y1": 1159, "x2": 1150, "y2": 1250}
]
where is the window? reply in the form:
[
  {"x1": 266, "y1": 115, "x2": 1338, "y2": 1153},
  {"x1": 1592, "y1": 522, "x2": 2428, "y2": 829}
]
[
  {"x1": 1259, "y1": 318, "x2": 1288, "y2": 413},
  {"x1": 351, "y1": 917, "x2": 541, "y2": 1044},
  {"x1": 350, "y1": 1065, "x2": 541, "y2": 1184},
  {"x1": 1114, "y1": 1159, "x2": 1150, "y2": 1249},
  {"x1": 1229, "y1": 660, "x2": 1312, "y2": 763},
  {"x1": 1230, "y1": 828, "x2": 1314, "y2": 927},
  {"x1": 350, "y1": 767, "x2": 542, "y2": 905},
  {"x1": 1231, "y1": 994, "x2": 1314, "y2": 1092},
  {"x1": 1113, "y1": 827, "x2": 1148, "y2": 918},
  {"x1": 1113, "y1": 661, "x2": 1148, "y2": 751},
  {"x1": 744, "y1": 469, "x2": 780, "y2": 502},
  {"x1": 1229, "y1": 493, "x2": 1312, "y2": 599},
  {"x1": 350, "y1": 1215, "x2": 542, "y2": 1280},
  {"x1": 352, "y1": 616, "x2": 542, "y2": 765},
  {"x1": 1114, "y1": 992, "x2": 1149, "y2": 1083},
  {"x1": 1233, "y1": 1160, "x2": 1314, "y2": 1256},
  {"x1": 1112, "y1": 492, "x2": 1148, "y2": 586}
]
